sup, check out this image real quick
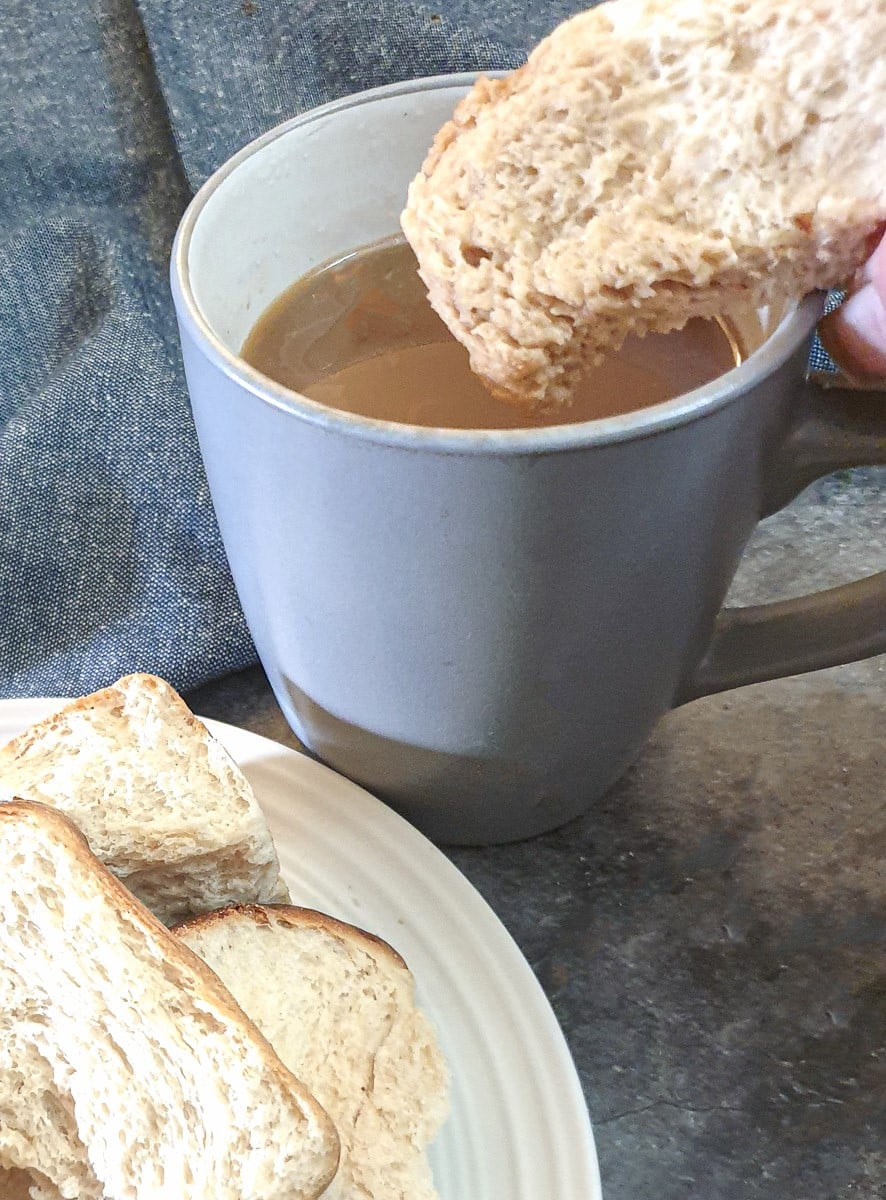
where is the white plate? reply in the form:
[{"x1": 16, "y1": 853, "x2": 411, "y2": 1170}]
[{"x1": 0, "y1": 699, "x2": 601, "y2": 1200}]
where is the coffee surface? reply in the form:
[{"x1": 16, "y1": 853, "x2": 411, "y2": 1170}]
[{"x1": 241, "y1": 237, "x2": 742, "y2": 430}]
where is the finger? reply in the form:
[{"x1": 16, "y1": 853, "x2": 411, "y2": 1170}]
[{"x1": 818, "y1": 279, "x2": 886, "y2": 379}]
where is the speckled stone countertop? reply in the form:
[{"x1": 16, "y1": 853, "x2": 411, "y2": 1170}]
[{"x1": 186, "y1": 469, "x2": 884, "y2": 1200}]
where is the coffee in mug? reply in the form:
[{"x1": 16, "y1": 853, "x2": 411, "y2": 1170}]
[{"x1": 241, "y1": 236, "x2": 743, "y2": 429}]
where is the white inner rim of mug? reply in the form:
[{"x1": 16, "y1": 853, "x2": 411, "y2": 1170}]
[{"x1": 171, "y1": 72, "x2": 825, "y2": 455}]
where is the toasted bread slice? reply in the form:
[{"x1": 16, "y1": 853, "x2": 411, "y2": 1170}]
[
  {"x1": 401, "y1": 0, "x2": 886, "y2": 409},
  {"x1": 177, "y1": 904, "x2": 450, "y2": 1200},
  {"x1": 0, "y1": 673, "x2": 289, "y2": 925},
  {"x1": 0, "y1": 802, "x2": 338, "y2": 1200}
]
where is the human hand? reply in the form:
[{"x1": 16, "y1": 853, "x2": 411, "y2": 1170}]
[{"x1": 818, "y1": 228, "x2": 886, "y2": 379}]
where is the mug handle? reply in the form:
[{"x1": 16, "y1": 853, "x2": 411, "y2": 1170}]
[{"x1": 677, "y1": 376, "x2": 886, "y2": 704}]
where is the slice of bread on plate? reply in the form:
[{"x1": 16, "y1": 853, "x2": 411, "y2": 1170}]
[
  {"x1": 0, "y1": 801, "x2": 339, "y2": 1200},
  {"x1": 401, "y1": 0, "x2": 886, "y2": 409},
  {"x1": 0, "y1": 673, "x2": 289, "y2": 925},
  {"x1": 177, "y1": 904, "x2": 450, "y2": 1200}
]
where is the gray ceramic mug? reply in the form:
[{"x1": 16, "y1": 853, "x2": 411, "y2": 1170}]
[{"x1": 171, "y1": 74, "x2": 886, "y2": 844}]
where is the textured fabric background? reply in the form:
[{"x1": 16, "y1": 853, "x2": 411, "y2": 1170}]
[
  {"x1": 0, "y1": 0, "x2": 543, "y2": 699},
  {"x1": 0, "y1": 0, "x2": 842, "y2": 699}
]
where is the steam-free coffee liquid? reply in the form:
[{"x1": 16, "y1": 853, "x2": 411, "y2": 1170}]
[{"x1": 242, "y1": 236, "x2": 742, "y2": 429}]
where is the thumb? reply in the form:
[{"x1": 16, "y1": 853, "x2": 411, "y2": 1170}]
[{"x1": 818, "y1": 230, "x2": 886, "y2": 379}]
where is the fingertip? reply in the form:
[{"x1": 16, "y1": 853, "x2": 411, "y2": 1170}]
[{"x1": 818, "y1": 281, "x2": 886, "y2": 380}]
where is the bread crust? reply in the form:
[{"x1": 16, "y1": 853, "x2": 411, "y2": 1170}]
[
  {"x1": 0, "y1": 676, "x2": 212, "y2": 771},
  {"x1": 175, "y1": 903, "x2": 410, "y2": 972}
]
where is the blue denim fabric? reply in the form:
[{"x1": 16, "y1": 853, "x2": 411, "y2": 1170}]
[
  {"x1": 0, "y1": 0, "x2": 261, "y2": 697},
  {"x1": 0, "y1": 0, "x2": 842, "y2": 699},
  {"x1": 0, "y1": 0, "x2": 545, "y2": 698},
  {"x1": 136, "y1": 0, "x2": 570, "y2": 188}
]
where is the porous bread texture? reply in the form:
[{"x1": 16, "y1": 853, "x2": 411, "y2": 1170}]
[
  {"x1": 0, "y1": 673, "x2": 289, "y2": 925},
  {"x1": 177, "y1": 905, "x2": 450, "y2": 1200},
  {"x1": 0, "y1": 802, "x2": 339, "y2": 1200},
  {"x1": 401, "y1": 0, "x2": 886, "y2": 409}
]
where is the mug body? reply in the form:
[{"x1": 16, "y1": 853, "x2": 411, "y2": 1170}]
[{"x1": 172, "y1": 76, "x2": 821, "y2": 843}]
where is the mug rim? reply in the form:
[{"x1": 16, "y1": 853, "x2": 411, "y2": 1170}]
[{"x1": 171, "y1": 71, "x2": 824, "y2": 455}]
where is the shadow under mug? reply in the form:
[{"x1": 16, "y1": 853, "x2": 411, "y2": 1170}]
[{"x1": 171, "y1": 74, "x2": 886, "y2": 845}]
